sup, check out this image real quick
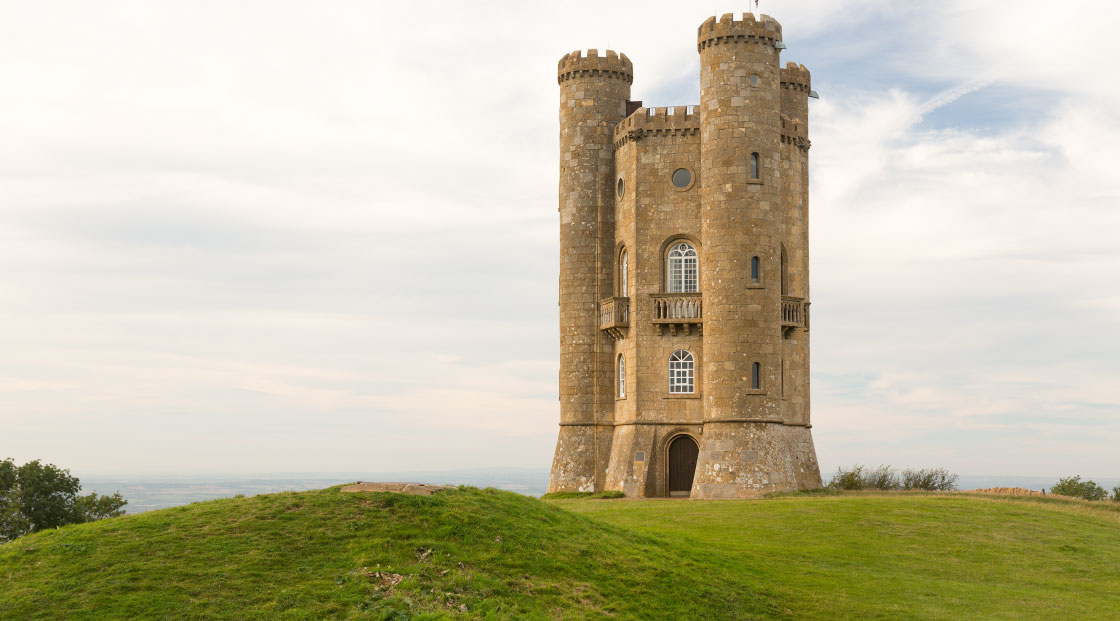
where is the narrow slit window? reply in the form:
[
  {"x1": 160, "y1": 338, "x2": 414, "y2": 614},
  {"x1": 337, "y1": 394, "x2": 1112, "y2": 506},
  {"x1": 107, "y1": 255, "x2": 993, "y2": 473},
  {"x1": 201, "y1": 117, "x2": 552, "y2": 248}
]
[
  {"x1": 751, "y1": 361, "x2": 761, "y2": 390},
  {"x1": 751, "y1": 256, "x2": 760, "y2": 283},
  {"x1": 618, "y1": 355, "x2": 626, "y2": 398},
  {"x1": 780, "y1": 244, "x2": 789, "y2": 296},
  {"x1": 669, "y1": 350, "x2": 695, "y2": 394},
  {"x1": 667, "y1": 242, "x2": 698, "y2": 293},
  {"x1": 750, "y1": 152, "x2": 760, "y2": 180},
  {"x1": 619, "y1": 249, "x2": 628, "y2": 297}
]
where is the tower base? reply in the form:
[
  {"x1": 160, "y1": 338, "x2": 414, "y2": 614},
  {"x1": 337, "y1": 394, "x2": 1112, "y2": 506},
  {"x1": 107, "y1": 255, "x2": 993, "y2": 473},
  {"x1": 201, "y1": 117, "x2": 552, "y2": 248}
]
[
  {"x1": 691, "y1": 421, "x2": 822, "y2": 499},
  {"x1": 547, "y1": 424, "x2": 613, "y2": 493}
]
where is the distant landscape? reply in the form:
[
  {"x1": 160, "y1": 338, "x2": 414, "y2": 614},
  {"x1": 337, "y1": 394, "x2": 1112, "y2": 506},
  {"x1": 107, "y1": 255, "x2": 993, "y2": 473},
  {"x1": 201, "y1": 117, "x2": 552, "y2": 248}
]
[{"x1": 81, "y1": 468, "x2": 1120, "y2": 513}]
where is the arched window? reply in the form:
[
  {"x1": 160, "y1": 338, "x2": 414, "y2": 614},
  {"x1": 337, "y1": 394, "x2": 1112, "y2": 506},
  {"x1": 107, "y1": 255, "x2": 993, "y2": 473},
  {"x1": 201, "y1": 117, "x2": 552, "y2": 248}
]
[
  {"x1": 750, "y1": 152, "x2": 760, "y2": 180},
  {"x1": 619, "y1": 249, "x2": 628, "y2": 297},
  {"x1": 669, "y1": 350, "x2": 695, "y2": 394},
  {"x1": 751, "y1": 361, "x2": 762, "y2": 390},
  {"x1": 667, "y1": 242, "x2": 698, "y2": 293},
  {"x1": 751, "y1": 256, "x2": 761, "y2": 283},
  {"x1": 618, "y1": 355, "x2": 626, "y2": 398},
  {"x1": 780, "y1": 244, "x2": 789, "y2": 296}
]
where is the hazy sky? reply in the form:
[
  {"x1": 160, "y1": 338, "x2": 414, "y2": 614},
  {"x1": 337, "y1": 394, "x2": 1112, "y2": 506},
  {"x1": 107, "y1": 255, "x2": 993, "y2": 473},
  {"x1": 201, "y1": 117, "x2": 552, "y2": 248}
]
[{"x1": 2, "y1": 1, "x2": 1117, "y2": 477}]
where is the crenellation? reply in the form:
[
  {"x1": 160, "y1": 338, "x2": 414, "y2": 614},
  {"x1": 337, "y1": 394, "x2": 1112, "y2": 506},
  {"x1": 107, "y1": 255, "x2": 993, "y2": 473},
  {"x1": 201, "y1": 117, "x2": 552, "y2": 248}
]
[
  {"x1": 697, "y1": 13, "x2": 782, "y2": 52},
  {"x1": 558, "y1": 49, "x2": 634, "y2": 85},
  {"x1": 780, "y1": 62, "x2": 811, "y2": 91}
]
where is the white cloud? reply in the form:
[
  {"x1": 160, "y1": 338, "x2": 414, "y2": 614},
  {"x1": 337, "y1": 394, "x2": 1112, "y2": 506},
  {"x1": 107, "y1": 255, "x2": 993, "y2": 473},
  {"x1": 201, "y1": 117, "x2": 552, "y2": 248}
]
[{"x1": 0, "y1": 0, "x2": 1117, "y2": 478}]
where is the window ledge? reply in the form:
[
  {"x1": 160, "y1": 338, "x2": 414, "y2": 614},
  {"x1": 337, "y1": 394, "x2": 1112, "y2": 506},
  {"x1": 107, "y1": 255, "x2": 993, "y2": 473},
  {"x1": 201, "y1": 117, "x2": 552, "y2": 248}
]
[
  {"x1": 746, "y1": 283, "x2": 765, "y2": 289},
  {"x1": 663, "y1": 393, "x2": 701, "y2": 400},
  {"x1": 746, "y1": 179, "x2": 764, "y2": 185}
]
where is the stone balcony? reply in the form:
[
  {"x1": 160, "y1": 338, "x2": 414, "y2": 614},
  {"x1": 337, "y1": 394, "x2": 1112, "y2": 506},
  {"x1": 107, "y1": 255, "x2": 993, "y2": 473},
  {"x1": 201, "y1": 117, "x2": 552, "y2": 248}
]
[
  {"x1": 652, "y1": 293, "x2": 702, "y2": 336},
  {"x1": 781, "y1": 295, "x2": 810, "y2": 334},
  {"x1": 598, "y1": 296, "x2": 629, "y2": 340}
]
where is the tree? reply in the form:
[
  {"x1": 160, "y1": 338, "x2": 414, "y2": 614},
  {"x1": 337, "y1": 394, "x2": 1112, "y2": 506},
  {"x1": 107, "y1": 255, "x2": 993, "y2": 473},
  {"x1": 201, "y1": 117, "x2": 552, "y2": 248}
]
[
  {"x1": 0, "y1": 458, "x2": 127, "y2": 542},
  {"x1": 1050, "y1": 475, "x2": 1107, "y2": 501}
]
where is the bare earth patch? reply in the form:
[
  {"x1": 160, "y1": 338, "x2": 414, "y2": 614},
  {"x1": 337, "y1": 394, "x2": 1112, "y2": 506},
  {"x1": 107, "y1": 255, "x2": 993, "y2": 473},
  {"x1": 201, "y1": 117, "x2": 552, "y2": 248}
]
[
  {"x1": 340, "y1": 482, "x2": 451, "y2": 495},
  {"x1": 968, "y1": 487, "x2": 1052, "y2": 497}
]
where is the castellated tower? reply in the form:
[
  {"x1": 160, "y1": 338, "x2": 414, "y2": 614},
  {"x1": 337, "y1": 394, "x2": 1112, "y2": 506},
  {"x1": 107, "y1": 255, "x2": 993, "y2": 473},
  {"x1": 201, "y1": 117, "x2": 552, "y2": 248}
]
[{"x1": 549, "y1": 14, "x2": 822, "y2": 498}]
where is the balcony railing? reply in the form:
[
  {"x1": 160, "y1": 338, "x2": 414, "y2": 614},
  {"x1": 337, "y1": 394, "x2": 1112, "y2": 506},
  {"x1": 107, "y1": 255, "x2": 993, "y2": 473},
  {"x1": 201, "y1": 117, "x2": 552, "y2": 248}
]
[
  {"x1": 652, "y1": 293, "x2": 702, "y2": 335},
  {"x1": 781, "y1": 296, "x2": 809, "y2": 331},
  {"x1": 598, "y1": 296, "x2": 629, "y2": 339}
]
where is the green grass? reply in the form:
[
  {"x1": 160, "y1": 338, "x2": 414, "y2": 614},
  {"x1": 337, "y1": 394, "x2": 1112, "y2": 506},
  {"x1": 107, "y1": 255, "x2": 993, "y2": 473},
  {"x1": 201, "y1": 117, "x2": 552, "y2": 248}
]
[
  {"x1": 1, "y1": 487, "x2": 1117, "y2": 619},
  {"x1": 555, "y1": 491, "x2": 1120, "y2": 619}
]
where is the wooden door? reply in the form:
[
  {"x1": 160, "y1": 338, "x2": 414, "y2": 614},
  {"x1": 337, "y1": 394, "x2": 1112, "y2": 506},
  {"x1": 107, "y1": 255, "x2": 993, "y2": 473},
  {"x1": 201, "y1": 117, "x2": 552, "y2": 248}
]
[{"x1": 668, "y1": 435, "x2": 699, "y2": 496}]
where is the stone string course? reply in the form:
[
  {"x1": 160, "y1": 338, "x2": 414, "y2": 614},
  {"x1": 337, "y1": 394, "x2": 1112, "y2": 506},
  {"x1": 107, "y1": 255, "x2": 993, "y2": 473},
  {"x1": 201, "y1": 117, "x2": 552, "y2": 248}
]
[{"x1": 549, "y1": 14, "x2": 823, "y2": 499}]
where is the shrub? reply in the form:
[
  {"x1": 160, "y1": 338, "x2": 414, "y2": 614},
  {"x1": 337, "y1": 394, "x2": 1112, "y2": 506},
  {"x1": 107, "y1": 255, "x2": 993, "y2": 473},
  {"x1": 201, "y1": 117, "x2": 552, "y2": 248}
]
[
  {"x1": 862, "y1": 465, "x2": 900, "y2": 490},
  {"x1": 901, "y1": 467, "x2": 959, "y2": 491},
  {"x1": 828, "y1": 464, "x2": 958, "y2": 492},
  {"x1": 1113, "y1": 487, "x2": 1120, "y2": 503},
  {"x1": 1050, "y1": 476, "x2": 1108, "y2": 501},
  {"x1": 827, "y1": 465, "x2": 866, "y2": 490}
]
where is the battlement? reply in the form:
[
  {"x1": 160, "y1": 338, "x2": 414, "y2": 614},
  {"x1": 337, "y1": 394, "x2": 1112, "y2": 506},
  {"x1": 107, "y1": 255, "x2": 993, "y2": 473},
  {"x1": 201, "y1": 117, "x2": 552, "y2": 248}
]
[
  {"x1": 780, "y1": 62, "x2": 811, "y2": 93},
  {"x1": 558, "y1": 49, "x2": 633, "y2": 85},
  {"x1": 780, "y1": 114, "x2": 810, "y2": 150},
  {"x1": 697, "y1": 13, "x2": 782, "y2": 52},
  {"x1": 613, "y1": 106, "x2": 700, "y2": 148}
]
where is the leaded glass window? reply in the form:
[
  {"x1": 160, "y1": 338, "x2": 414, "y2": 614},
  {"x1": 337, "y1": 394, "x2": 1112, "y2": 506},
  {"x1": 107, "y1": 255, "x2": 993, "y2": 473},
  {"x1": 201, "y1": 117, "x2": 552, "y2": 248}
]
[
  {"x1": 620, "y1": 249, "x2": 628, "y2": 297},
  {"x1": 667, "y1": 242, "x2": 698, "y2": 293},
  {"x1": 618, "y1": 355, "x2": 626, "y2": 398},
  {"x1": 669, "y1": 350, "x2": 695, "y2": 394}
]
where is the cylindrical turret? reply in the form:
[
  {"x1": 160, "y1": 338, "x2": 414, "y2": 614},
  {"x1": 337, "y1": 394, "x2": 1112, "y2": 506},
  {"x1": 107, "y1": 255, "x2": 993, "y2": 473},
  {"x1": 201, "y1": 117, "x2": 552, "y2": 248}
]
[
  {"x1": 692, "y1": 13, "x2": 794, "y2": 499},
  {"x1": 548, "y1": 49, "x2": 632, "y2": 493}
]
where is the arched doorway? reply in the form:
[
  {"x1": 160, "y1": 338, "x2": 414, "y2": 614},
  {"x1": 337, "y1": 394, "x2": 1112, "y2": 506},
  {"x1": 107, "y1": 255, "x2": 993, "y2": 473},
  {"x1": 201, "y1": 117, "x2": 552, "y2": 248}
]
[{"x1": 668, "y1": 435, "x2": 699, "y2": 497}]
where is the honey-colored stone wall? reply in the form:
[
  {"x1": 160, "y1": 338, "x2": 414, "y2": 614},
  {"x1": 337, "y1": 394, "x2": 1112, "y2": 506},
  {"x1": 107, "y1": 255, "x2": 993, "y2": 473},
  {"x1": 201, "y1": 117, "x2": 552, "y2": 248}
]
[
  {"x1": 549, "y1": 50, "x2": 631, "y2": 493},
  {"x1": 550, "y1": 15, "x2": 822, "y2": 498}
]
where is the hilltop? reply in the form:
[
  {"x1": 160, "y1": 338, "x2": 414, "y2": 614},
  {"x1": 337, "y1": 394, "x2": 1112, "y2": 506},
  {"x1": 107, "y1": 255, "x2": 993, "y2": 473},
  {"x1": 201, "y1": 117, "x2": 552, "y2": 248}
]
[{"x1": 1, "y1": 487, "x2": 1118, "y2": 619}]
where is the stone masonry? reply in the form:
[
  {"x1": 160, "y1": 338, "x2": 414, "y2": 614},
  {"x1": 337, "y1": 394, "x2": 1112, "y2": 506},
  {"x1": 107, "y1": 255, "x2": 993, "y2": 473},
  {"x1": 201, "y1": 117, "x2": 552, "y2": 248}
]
[{"x1": 549, "y1": 14, "x2": 822, "y2": 498}]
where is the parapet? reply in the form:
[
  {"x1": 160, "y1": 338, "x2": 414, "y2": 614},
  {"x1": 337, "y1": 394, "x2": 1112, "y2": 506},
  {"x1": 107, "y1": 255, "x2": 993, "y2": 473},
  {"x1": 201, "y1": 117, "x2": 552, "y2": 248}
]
[
  {"x1": 613, "y1": 106, "x2": 700, "y2": 148},
  {"x1": 780, "y1": 62, "x2": 811, "y2": 93},
  {"x1": 697, "y1": 13, "x2": 782, "y2": 52},
  {"x1": 780, "y1": 114, "x2": 810, "y2": 151},
  {"x1": 558, "y1": 49, "x2": 633, "y2": 85}
]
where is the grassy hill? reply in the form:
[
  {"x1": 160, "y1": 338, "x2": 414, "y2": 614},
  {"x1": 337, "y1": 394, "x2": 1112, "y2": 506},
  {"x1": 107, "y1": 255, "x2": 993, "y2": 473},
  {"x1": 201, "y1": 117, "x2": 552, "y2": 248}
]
[{"x1": 1, "y1": 487, "x2": 1118, "y2": 620}]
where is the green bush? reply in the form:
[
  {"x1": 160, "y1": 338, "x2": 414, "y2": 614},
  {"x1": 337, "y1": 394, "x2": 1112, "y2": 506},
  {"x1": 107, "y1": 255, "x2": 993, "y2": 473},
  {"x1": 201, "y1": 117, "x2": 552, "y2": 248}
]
[
  {"x1": 827, "y1": 465, "x2": 866, "y2": 490},
  {"x1": 828, "y1": 465, "x2": 958, "y2": 492},
  {"x1": 901, "y1": 467, "x2": 958, "y2": 491},
  {"x1": 1050, "y1": 476, "x2": 1107, "y2": 501},
  {"x1": 1112, "y1": 487, "x2": 1120, "y2": 502},
  {"x1": 862, "y1": 465, "x2": 900, "y2": 490}
]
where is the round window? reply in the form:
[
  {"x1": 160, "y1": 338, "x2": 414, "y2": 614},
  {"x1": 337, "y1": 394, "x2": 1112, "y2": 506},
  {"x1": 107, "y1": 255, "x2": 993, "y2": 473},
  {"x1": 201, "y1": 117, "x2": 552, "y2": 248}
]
[
  {"x1": 617, "y1": 177, "x2": 625, "y2": 198},
  {"x1": 671, "y1": 168, "x2": 692, "y2": 189},
  {"x1": 750, "y1": 74, "x2": 760, "y2": 86}
]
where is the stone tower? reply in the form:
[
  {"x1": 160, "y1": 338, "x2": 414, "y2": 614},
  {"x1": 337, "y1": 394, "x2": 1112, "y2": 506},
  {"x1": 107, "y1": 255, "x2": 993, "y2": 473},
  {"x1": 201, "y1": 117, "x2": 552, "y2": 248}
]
[{"x1": 549, "y1": 13, "x2": 822, "y2": 499}]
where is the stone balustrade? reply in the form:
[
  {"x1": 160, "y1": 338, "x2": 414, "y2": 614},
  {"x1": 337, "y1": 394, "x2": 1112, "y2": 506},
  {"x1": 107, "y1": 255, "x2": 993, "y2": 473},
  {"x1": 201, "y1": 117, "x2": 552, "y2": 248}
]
[
  {"x1": 598, "y1": 296, "x2": 629, "y2": 339},
  {"x1": 781, "y1": 296, "x2": 809, "y2": 331}
]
